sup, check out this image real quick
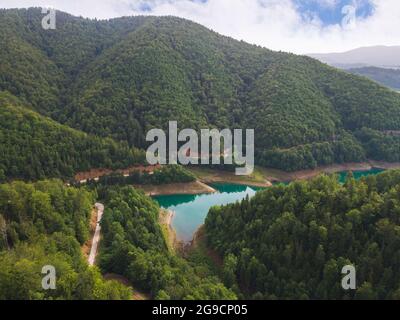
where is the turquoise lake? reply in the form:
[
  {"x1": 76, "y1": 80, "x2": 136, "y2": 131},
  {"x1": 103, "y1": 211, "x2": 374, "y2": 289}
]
[
  {"x1": 154, "y1": 168, "x2": 385, "y2": 242},
  {"x1": 154, "y1": 184, "x2": 261, "y2": 242},
  {"x1": 337, "y1": 168, "x2": 385, "y2": 183}
]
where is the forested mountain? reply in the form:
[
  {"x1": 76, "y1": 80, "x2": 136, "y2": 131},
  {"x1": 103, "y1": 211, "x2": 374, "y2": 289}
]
[
  {"x1": 0, "y1": 91, "x2": 145, "y2": 181},
  {"x1": 0, "y1": 180, "x2": 131, "y2": 299},
  {"x1": 98, "y1": 186, "x2": 236, "y2": 300},
  {"x1": 205, "y1": 171, "x2": 400, "y2": 299},
  {"x1": 0, "y1": 179, "x2": 233, "y2": 300},
  {"x1": 348, "y1": 67, "x2": 400, "y2": 91},
  {"x1": 4, "y1": 7, "x2": 400, "y2": 303},
  {"x1": 1, "y1": 8, "x2": 400, "y2": 172}
]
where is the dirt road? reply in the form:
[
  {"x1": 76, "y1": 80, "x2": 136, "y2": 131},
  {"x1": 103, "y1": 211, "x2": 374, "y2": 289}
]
[{"x1": 88, "y1": 203, "x2": 104, "y2": 266}]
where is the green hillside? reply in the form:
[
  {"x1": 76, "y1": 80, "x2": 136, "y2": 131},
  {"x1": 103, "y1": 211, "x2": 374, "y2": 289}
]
[
  {"x1": 1, "y1": 8, "x2": 400, "y2": 171},
  {"x1": 205, "y1": 171, "x2": 400, "y2": 299},
  {"x1": 0, "y1": 91, "x2": 144, "y2": 181},
  {"x1": 0, "y1": 180, "x2": 131, "y2": 299},
  {"x1": 98, "y1": 185, "x2": 236, "y2": 300},
  {"x1": 2, "y1": 7, "x2": 400, "y2": 302}
]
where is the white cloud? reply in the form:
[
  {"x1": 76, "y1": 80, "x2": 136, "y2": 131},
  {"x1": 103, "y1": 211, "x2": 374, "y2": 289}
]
[{"x1": 0, "y1": 0, "x2": 399, "y2": 54}]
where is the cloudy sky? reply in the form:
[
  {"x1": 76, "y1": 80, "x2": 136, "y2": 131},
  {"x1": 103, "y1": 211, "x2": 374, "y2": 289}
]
[{"x1": 0, "y1": 0, "x2": 399, "y2": 54}]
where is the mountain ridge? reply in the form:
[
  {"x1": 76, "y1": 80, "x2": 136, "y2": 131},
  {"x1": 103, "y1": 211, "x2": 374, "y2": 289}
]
[
  {"x1": 348, "y1": 66, "x2": 400, "y2": 91},
  {"x1": 1, "y1": 8, "x2": 400, "y2": 173},
  {"x1": 308, "y1": 45, "x2": 400, "y2": 69}
]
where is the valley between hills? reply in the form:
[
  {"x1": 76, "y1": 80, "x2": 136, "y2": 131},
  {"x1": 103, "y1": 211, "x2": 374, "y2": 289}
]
[{"x1": 1, "y1": 8, "x2": 400, "y2": 301}]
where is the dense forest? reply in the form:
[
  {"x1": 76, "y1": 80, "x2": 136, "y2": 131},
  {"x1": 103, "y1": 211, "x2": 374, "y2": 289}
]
[
  {"x1": 98, "y1": 186, "x2": 236, "y2": 300},
  {"x1": 1, "y1": 8, "x2": 400, "y2": 172},
  {"x1": 0, "y1": 91, "x2": 145, "y2": 181},
  {"x1": 205, "y1": 170, "x2": 400, "y2": 299},
  {"x1": 3, "y1": 172, "x2": 400, "y2": 300},
  {"x1": 86, "y1": 165, "x2": 196, "y2": 187},
  {"x1": 355, "y1": 128, "x2": 400, "y2": 162},
  {"x1": 2, "y1": 7, "x2": 400, "y2": 302},
  {"x1": 0, "y1": 178, "x2": 235, "y2": 300},
  {"x1": 0, "y1": 179, "x2": 131, "y2": 299}
]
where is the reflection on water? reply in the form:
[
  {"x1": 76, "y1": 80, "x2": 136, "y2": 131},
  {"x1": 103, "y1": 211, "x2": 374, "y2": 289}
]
[
  {"x1": 337, "y1": 168, "x2": 385, "y2": 183},
  {"x1": 153, "y1": 168, "x2": 386, "y2": 242},
  {"x1": 154, "y1": 184, "x2": 260, "y2": 242}
]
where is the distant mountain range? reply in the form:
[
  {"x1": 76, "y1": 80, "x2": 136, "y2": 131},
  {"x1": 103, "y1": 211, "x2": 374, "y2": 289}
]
[
  {"x1": 308, "y1": 46, "x2": 400, "y2": 69},
  {"x1": 348, "y1": 67, "x2": 400, "y2": 91},
  {"x1": 308, "y1": 46, "x2": 400, "y2": 90}
]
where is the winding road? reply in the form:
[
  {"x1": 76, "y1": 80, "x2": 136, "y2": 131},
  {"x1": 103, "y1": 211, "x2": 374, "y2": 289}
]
[{"x1": 88, "y1": 203, "x2": 104, "y2": 266}]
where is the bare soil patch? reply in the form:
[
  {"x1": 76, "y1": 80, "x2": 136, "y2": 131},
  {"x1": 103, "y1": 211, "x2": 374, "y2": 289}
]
[{"x1": 135, "y1": 180, "x2": 216, "y2": 196}]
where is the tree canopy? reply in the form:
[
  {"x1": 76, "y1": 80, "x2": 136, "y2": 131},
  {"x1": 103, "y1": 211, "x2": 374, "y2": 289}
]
[
  {"x1": 205, "y1": 170, "x2": 400, "y2": 299},
  {"x1": 0, "y1": 179, "x2": 131, "y2": 300},
  {"x1": 1, "y1": 8, "x2": 400, "y2": 172},
  {"x1": 98, "y1": 186, "x2": 236, "y2": 300},
  {"x1": 0, "y1": 91, "x2": 145, "y2": 181}
]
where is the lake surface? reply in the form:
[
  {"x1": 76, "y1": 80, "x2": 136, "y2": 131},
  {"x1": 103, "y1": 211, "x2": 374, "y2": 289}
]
[
  {"x1": 154, "y1": 184, "x2": 261, "y2": 242},
  {"x1": 337, "y1": 168, "x2": 385, "y2": 183},
  {"x1": 154, "y1": 168, "x2": 385, "y2": 242}
]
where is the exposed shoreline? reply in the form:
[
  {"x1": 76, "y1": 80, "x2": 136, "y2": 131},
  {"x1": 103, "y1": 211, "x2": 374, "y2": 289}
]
[
  {"x1": 135, "y1": 180, "x2": 217, "y2": 196},
  {"x1": 276, "y1": 161, "x2": 400, "y2": 182},
  {"x1": 159, "y1": 209, "x2": 179, "y2": 253},
  {"x1": 200, "y1": 177, "x2": 272, "y2": 188},
  {"x1": 161, "y1": 161, "x2": 400, "y2": 247},
  {"x1": 74, "y1": 161, "x2": 400, "y2": 197},
  {"x1": 188, "y1": 166, "x2": 273, "y2": 188}
]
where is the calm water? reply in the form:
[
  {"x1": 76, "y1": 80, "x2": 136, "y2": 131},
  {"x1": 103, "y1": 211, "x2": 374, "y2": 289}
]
[
  {"x1": 154, "y1": 168, "x2": 385, "y2": 242},
  {"x1": 337, "y1": 168, "x2": 385, "y2": 183},
  {"x1": 154, "y1": 184, "x2": 261, "y2": 242}
]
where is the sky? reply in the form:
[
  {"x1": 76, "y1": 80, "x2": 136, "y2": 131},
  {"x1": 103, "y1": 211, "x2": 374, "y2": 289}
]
[{"x1": 0, "y1": 0, "x2": 399, "y2": 54}]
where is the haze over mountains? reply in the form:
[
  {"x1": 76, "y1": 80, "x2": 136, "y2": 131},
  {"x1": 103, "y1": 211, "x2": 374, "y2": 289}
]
[
  {"x1": 309, "y1": 46, "x2": 400, "y2": 91},
  {"x1": 348, "y1": 67, "x2": 400, "y2": 91},
  {"x1": 308, "y1": 46, "x2": 400, "y2": 69},
  {"x1": 1, "y1": 8, "x2": 400, "y2": 179}
]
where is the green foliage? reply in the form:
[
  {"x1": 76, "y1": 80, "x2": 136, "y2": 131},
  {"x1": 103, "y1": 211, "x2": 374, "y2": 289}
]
[
  {"x1": 0, "y1": 91, "x2": 145, "y2": 181},
  {"x1": 145, "y1": 165, "x2": 196, "y2": 184},
  {"x1": 0, "y1": 179, "x2": 131, "y2": 300},
  {"x1": 98, "y1": 186, "x2": 236, "y2": 300},
  {"x1": 0, "y1": 235, "x2": 131, "y2": 300},
  {"x1": 1, "y1": 8, "x2": 400, "y2": 172},
  {"x1": 205, "y1": 170, "x2": 400, "y2": 299},
  {"x1": 355, "y1": 128, "x2": 400, "y2": 162},
  {"x1": 258, "y1": 132, "x2": 366, "y2": 171},
  {"x1": 2, "y1": 7, "x2": 400, "y2": 300},
  {"x1": 0, "y1": 179, "x2": 94, "y2": 245},
  {"x1": 88, "y1": 165, "x2": 196, "y2": 187}
]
